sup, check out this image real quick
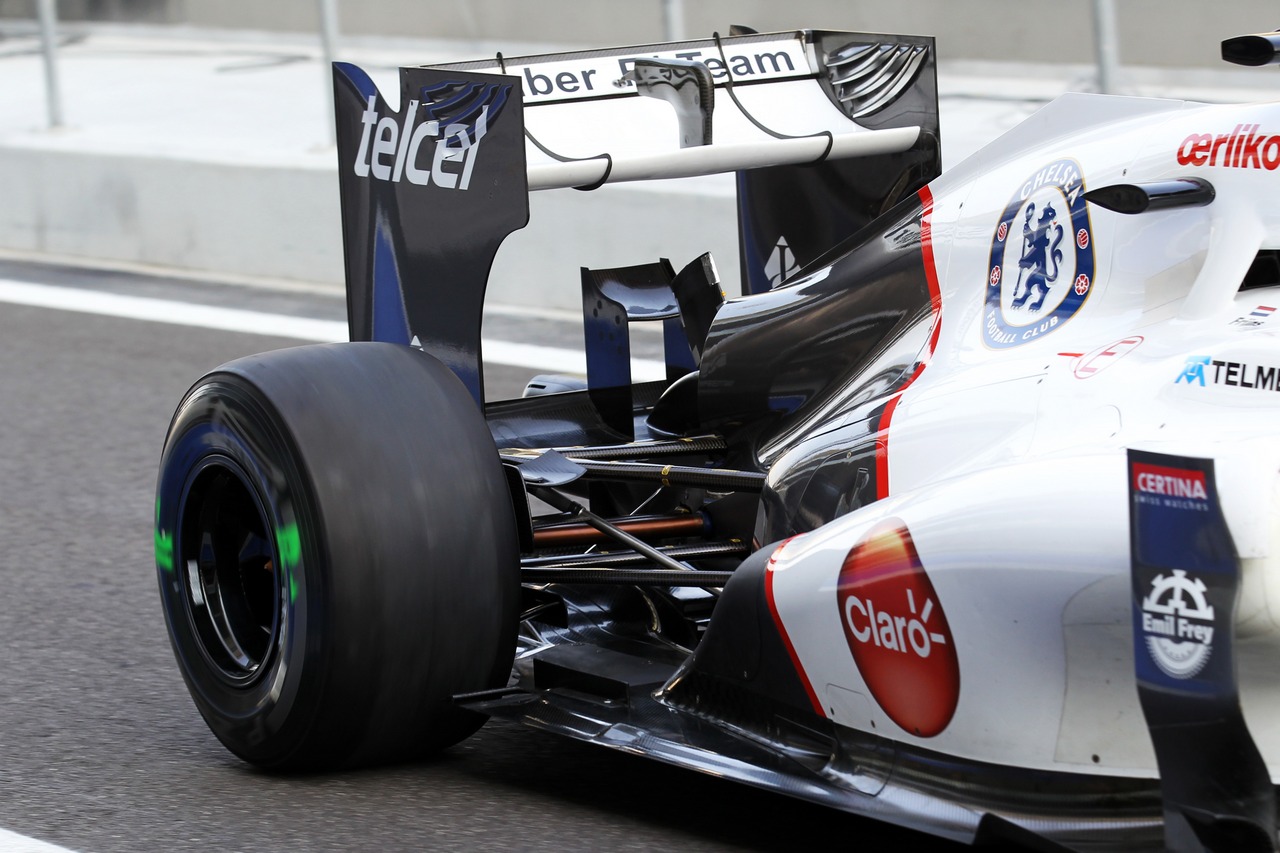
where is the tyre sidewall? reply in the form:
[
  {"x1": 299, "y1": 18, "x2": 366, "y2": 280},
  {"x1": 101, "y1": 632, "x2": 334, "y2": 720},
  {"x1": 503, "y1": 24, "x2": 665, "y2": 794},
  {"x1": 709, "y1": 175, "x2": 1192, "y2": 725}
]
[{"x1": 156, "y1": 377, "x2": 322, "y2": 766}]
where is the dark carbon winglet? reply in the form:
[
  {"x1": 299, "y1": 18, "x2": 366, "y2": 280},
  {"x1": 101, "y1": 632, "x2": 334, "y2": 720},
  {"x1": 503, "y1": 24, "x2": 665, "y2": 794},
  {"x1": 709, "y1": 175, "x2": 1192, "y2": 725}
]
[{"x1": 1128, "y1": 450, "x2": 1277, "y2": 852}]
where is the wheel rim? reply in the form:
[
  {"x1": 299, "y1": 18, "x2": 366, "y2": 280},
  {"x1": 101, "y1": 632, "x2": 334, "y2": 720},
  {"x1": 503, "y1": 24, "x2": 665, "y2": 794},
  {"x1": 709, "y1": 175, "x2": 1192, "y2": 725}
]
[{"x1": 179, "y1": 459, "x2": 281, "y2": 685}]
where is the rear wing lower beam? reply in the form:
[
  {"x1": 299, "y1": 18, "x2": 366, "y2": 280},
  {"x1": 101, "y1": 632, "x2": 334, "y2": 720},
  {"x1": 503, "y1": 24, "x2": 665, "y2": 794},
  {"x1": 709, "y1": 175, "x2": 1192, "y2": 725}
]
[{"x1": 527, "y1": 125, "x2": 920, "y2": 190}]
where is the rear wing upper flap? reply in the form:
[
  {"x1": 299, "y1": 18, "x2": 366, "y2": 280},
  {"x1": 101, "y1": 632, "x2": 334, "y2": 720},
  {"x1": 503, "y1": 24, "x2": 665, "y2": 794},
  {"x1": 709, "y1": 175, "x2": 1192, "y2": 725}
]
[
  {"x1": 332, "y1": 29, "x2": 939, "y2": 405},
  {"x1": 428, "y1": 28, "x2": 938, "y2": 191}
]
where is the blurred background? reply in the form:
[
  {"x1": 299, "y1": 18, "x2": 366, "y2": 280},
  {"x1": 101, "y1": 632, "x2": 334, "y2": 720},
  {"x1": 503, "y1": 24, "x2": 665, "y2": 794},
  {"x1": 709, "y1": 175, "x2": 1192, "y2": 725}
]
[
  {"x1": 2, "y1": 0, "x2": 1274, "y2": 67},
  {"x1": 0, "y1": 0, "x2": 1276, "y2": 307}
]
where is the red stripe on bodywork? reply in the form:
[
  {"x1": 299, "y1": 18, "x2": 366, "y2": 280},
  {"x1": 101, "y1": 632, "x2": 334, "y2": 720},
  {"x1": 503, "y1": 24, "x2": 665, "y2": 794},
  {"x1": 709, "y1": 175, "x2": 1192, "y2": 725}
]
[
  {"x1": 874, "y1": 187, "x2": 942, "y2": 500},
  {"x1": 920, "y1": 185, "x2": 943, "y2": 347},
  {"x1": 763, "y1": 539, "x2": 825, "y2": 716},
  {"x1": 764, "y1": 187, "x2": 944, "y2": 720}
]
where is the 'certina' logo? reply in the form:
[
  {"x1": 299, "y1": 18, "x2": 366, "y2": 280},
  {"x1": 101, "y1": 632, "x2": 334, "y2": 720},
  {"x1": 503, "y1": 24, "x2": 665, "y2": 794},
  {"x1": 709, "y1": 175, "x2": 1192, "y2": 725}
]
[
  {"x1": 1176, "y1": 124, "x2": 1280, "y2": 170},
  {"x1": 1175, "y1": 355, "x2": 1280, "y2": 391},
  {"x1": 1134, "y1": 465, "x2": 1208, "y2": 501},
  {"x1": 984, "y1": 159, "x2": 1095, "y2": 349},
  {"x1": 1140, "y1": 569, "x2": 1216, "y2": 679},
  {"x1": 1132, "y1": 462, "x2": 1209, "y2": 513},
  {"x1": 836, "y1": 521, "x2": 959, "y2": 737},
  {"x1": 351, "y1": 80, "x2": 511, "y2": 189}
]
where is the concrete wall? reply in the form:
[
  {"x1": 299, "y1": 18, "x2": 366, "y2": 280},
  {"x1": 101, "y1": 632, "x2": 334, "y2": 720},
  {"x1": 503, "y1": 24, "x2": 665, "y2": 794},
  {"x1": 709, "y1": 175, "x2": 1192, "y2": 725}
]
[
  {"x1": 3, "y1": 0, "x2": 1272, "y2": 69},
  {"x1": 0, "y1": 148, "x2": 343, "y2": 285},
  {"x1": 0, "y1": 146, "x2": 739, "y2": 311}
]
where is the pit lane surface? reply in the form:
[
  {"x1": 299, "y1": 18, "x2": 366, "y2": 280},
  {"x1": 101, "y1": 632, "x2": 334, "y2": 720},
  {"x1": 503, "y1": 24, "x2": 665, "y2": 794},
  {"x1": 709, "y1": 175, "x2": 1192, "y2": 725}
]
[{"x1": 0, "y1": 260, "x2": 966, "y2": 852}]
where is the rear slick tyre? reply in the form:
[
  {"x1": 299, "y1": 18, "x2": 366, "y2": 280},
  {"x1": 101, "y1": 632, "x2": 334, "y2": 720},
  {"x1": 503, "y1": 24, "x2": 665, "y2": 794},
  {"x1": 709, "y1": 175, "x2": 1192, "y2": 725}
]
[{"x1": 155, "y1": 343, "x2": 519, "y2": 769}]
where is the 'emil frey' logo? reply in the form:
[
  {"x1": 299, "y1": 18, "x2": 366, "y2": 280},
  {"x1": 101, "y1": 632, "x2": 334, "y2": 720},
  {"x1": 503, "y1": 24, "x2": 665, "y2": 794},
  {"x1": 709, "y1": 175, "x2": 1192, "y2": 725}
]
[
  {"x1": 984, "y1": 159, "x2": 1096, "y2": 349},
  {"x1": 1140, "y1": 569, "x2": 1216, "y2": 679},
  {"x1": 351, "y1": 80, "x2": 511, "y2": 190},
  {"x1": 837, "y1": 521, "x2": 959, "y2": 737}
]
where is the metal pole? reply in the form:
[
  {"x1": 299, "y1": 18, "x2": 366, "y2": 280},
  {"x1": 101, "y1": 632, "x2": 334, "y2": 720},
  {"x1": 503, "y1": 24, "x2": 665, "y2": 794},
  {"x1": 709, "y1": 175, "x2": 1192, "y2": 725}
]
[
  {"x1": 36, "y1": 0, "x2": 63, "y2": 128},
  {"x1": 1092, "y1": 0, "x2": 1119, "y2": 94},
  {"x1": 662, "y1": 0, "x2": 684, "y2": 42},
  {"x1": 317, "y1": 0, "x2": 339, "y2": 145}
]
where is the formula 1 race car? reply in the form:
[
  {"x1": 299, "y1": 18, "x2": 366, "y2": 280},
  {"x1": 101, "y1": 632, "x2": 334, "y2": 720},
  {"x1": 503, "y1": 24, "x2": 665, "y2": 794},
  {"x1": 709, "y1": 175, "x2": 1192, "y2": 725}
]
[{"x1": 155, "y1": 25, "x2": 1280, "y2": 852}]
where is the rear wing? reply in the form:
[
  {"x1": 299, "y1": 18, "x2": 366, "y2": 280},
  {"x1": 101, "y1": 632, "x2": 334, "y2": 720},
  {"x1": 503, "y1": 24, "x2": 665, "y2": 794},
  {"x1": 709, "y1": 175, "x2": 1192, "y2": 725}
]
[{"x1": 332, "y1": 29, "x2": 939, "y2": 404}]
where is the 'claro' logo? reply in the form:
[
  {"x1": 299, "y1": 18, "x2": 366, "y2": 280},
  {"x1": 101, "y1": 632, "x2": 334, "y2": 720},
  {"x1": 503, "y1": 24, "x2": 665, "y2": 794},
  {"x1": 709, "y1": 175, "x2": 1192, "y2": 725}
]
[{"x1": 836, "y1": 520, "x2": 959, "y2": 737}]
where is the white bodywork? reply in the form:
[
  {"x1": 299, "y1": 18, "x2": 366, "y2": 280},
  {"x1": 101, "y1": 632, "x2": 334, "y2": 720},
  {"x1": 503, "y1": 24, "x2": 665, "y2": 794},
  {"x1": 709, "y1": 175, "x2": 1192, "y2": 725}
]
[{"x1": 767, "y1": 93, "x2": 1280, "y2": 779}]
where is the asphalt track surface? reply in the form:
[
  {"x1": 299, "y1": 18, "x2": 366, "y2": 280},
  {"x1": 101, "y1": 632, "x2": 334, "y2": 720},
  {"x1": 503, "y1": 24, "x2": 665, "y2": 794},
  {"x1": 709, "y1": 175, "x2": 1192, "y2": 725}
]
[{"x1": 0, "y1": 259, "x2": 968, "y2": 852}]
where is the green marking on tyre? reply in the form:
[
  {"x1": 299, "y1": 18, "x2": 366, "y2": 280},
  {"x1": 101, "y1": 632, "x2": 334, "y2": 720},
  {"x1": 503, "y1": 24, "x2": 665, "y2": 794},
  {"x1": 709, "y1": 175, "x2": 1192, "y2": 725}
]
[
  {"x1": 155, "y1": 528, "x2": 174, "y2": 573},
  {"x1": 276, "y1": 523, "x2": 301, "y2": 568},
  {"x1": 155, "y1": 498, "x2": 174, "y2": 572},
  {"x1": 276, "y1": 523, "x2": 302, "y2": 603}
]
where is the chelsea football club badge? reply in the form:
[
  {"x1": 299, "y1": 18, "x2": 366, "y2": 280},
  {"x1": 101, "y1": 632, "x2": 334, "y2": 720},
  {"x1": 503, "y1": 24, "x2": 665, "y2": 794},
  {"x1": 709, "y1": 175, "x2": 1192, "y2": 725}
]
[{"x1": 984, "y1": 158, "x2": 1096, "y2": 348}]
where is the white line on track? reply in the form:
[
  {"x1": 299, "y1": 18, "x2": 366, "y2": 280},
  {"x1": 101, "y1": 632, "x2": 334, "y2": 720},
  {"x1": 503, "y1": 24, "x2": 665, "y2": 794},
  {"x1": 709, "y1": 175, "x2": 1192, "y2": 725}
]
[
  {"x1": 0, "y1": 828, "x2": 77, "y2": 852},
  {"x1": 0, "y1": 279, "x2": 666, "y2": 379}
]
